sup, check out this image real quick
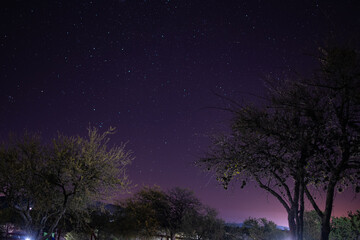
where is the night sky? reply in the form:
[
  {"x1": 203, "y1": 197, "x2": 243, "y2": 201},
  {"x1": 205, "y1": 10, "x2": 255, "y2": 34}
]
[{"x1": 1, "y1": 0, "x2": 360, "y2": 226}]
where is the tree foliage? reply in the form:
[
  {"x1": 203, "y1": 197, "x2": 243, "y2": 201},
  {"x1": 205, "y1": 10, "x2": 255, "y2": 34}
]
[
  {"x1": 330, "y1": 211, "x2": 360, "y2": 240},
  {"x1": 0, "y1": 127, "x2": 133, "y2": 240}
]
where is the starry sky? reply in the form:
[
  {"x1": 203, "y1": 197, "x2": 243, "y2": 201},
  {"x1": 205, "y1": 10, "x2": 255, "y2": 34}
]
[{"x1": 1, "y1": 0, "x2": 360, "y2": 227}]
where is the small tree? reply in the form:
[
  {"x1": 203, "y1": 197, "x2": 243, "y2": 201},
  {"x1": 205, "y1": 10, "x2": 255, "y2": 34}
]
[
  {"x1": 242, "y1": 217, "x2": 288, "y2": 240},
  {"x1": 182, "y1": 207, "x2": 224, "y2": 240},
  {"x1": 303, "y1": 211, "x2": 321, "y2": 240},
  {"x1": 166, "y1": 187, "x2": 202, "y2": 239},
  {"x1": 119, "y1": 186, "x2": 223, "y2": 240},
  {"x1": 119, "y1": 186, "x2": 169, "y2": 238},
  {"x1": 330, "y1": 211, "x2": 360, "y2": 240},
  {"x1": 0, "y1": 127, "x2": 133, "y2": 240},
  {"x1": 223, "y1": 224, "x2": 244, "y2": 240}
]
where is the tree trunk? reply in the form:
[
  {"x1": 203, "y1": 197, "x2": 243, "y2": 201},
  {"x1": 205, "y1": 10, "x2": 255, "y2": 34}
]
[
  {"x1": 320, "y1": 220, "x2": 331, "y2": 240},
  {"x1": 170, "y1": 232, "x2": 176, "y2": 240},
  {"x1": 288, "y1": 211, "x2": 297, "y2": 240},
  {"x1": 257, "y1": 176, "x2": 301, "y2": 240},
  {"x1": 320, "y1": 181, "x2": 336, "y2": 240},
  {"x1": 57, "y1": 229, "x2": 61, "y2": 240},
  {"x1": 292, "y1": 180, "x2": 300, "y2": 240},
  {"x1": 298, "y1": 179, "x2": 305, "y2": 240},
  {"x1": 5, "y1": 225, "x2": 9, "y2": 240}
]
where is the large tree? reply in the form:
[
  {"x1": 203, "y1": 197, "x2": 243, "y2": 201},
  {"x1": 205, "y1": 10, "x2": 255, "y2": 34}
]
[
  {"x1": 302, "y1": 46, "x2": 360, "y2": 240},
  {"x1": 198, "y1": 46, "x2": 360, "y2": 240},
  {"x1": 0, "y1": 127, "x2": 133, "y2": 240},
  {"x1": 273, "y1": 46, "x2": 360, "y2": 239},
  {"x1": 198, "y1": 92, "x2": 319, "y2": 240}
]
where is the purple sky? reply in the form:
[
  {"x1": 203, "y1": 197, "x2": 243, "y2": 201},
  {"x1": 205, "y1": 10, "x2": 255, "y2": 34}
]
[{"x1": 1, "y1": 0, "x2": 359, "y2": 226}]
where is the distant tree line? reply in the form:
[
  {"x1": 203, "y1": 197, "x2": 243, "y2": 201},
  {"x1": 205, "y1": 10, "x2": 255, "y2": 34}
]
[
  {"x1": 224, "y1": 218, "x2": 290, "y2": 240},
  {"x1": 114, "y1": 186, "x2": 225, "y2": 240}
]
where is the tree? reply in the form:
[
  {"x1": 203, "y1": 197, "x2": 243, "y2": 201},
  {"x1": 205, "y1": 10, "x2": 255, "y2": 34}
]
[
  {"x1": 273, "y1": 46, "x2": 360, "y2": 240},
  {"x1": 198, "y1": 89, "x2": 319, "y2": 239},
  {"x1": 119, "y1": 186, "x2": 169, "y2": 238},
  {"x1": 0, "y1": 127, "x2": 133, "y2": 240},
  {"x1": 241, "y1": 217, "x2": 288, "y2": 240},
  {"x1": 330, "y1": 211, "x2": 360, "y2": 240},
  {"x1": 181, "y1": 206, "x2": 224, "y2": 240},
  {"x1": 303, "y1": 211, "x2": 321, "y2": 240},
  {"x1": 64, "y1": 203, "x2": 126, "y2": 240},
  {"x1": 272, "y1": 46, "x2": 360, "y2": 240},
  {"x1": 0, "y1": 204, "x2": 23, "y2": 240},
  {"x1": 223, "y1": 224, "x2": 245, "y2": 240},
  {"x1": 79, "y1": 204, "x2": 121, "y2": 240},
  {"x1": 198, "y1": 45, "x2": 360, "y2": 240},
  {"x1": 119, "y1": 186, "x2": 223, "y2": 240},
  {"x1": 301, "y1": 46, "x2": 360, "y2": 240},
  {"x1": 166, "y1": 187, "x2": 202, "y2": 239}
]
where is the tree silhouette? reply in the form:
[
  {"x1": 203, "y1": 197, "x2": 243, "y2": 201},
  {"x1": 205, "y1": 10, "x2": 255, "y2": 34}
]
[
  {"x1": 302, "y1": 46, "x2": 360, "y2": 240},
  {"x1": 199, "y1": 88, "x2": 320, "y2": 239},
  {"x1": 198, "y1": 45, "x2": 360, "y2": 240}
]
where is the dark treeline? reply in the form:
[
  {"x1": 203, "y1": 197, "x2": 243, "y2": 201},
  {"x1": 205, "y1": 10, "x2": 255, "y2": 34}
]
[{"x1": 1, "y1": 184, "x2": 359, "y2": 240}]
